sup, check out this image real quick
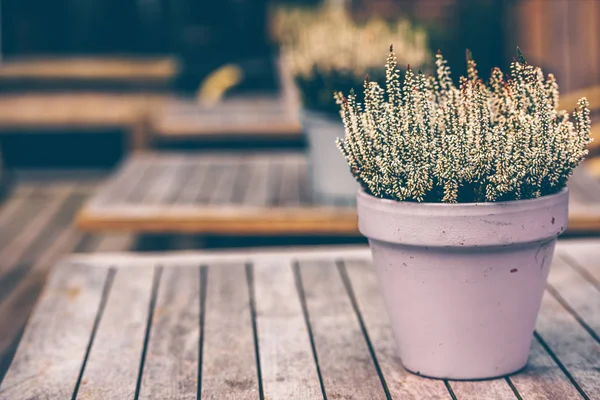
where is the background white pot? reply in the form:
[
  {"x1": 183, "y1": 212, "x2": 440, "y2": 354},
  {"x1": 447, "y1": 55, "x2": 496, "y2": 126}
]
[
  {"x1": 302, "y1": 110, "x2": 359, "y2": 205},
  {"x1": 357, "y1": 188, "x2": 569, "y2": 380}
]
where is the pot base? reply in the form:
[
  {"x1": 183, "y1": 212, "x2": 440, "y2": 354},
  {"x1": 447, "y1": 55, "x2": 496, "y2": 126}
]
[{"x1": 403, "y1": 360, "x2": 528, "y2": 381}]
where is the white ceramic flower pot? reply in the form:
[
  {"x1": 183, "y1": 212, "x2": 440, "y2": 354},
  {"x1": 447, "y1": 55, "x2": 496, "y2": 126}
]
[
  {"x1": 357, "y1": 188, "x2": 569, "y2": 380},
  {"x1": 302, "y1": 111, "x2": 359, "y2": 204}
]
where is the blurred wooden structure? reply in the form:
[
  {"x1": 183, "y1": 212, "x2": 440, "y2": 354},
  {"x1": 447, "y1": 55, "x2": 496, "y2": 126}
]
[
  {"x1": 0, "y1": 178, "x2": 136, "y2": 378},
  {"x1": 0, "y1": 57, "x2": 177, "y2": 89},
  {"x1": 0, "y1": 93, "x2": 162, "y2": 150},
  {"x1": 149, "y1": 57, "x2": 301, "y2": 143},
  {"x1": 2, "y1": 240, "x2": 600, "y2": 398},
  {"x1": 77, "y1": 153, "x2": 355, "y2": 235},
  {"x1": 510, "y1": 0, "x2": 600, "y2": 93},
  {"x1": 77, "y1": 152, "x2": 600, "y2": 235}
]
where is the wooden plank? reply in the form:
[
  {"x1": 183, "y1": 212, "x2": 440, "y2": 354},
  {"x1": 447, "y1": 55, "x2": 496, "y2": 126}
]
[
  {"x1": 200, "y1": 263, "x2": 259, "y2": 399},
  {"x1": 450, "y1": 380, "x2": 516, "y2": 400},
  {"x1": 510, "y1": 339, "x2": 585, "y2": 399},
  {"x1": 139, "y1": 267, "x2": 200, "y2": 400},
  {"x1": 92, "y1": 154, "x2": 158, "y2": 206},
  {"x1": 0, "y1": 57, "x2": 176, "y2": 81},
  {"x1": 253, "y1": 258, "x2": 322, "y2": 399},
  {"x1": 174, "y1": 158, "x2": 212, "y2": 204},
  {"x1": 343, "y1": 260, "x2": 450, "y2": 399},
  {"x1": 208, "y1": 159, "x2": 241, "y2": 205},
  {"x1": 77, "y1": 266, "x2": 156, "y2": 399},
  {"x1": 0, "y1": 186, "x2": 35, "y2": 227},
  {"x1": 276, "y1": 156, "x2": 302, "y2": 206},
  {"x1": 0, "y1": 263, "x2": 108, "y2": 400},
  {"x1": 548, "y1": 254, "x2": 600, "y2": 336},
  {"x1": 0, "y1": 195, "x2": 88, "y2": 355},
  {"x1": 242, "y1": 157, "x2": 271, "y2": 206},
  {"x1": 560, "y1": 241, "x2": 600, "y2": 285},
  {"x1": 535, "y1": 291, "x2": 600, "y2": 397},
  {"x1": 0, "y1": 184, "x2": 75, "y2": 272},
  {"x1": 299, "y1": 260, "x2": 386, "y2": 399},
  {"x1": 142, "y1": 156, "x2": 187, "y2": 205}
]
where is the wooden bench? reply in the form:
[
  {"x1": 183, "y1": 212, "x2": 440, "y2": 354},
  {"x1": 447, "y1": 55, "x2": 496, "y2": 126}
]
[
  {"x1": 77, "y1": 152, "x2": 600, "y2": 235},
  {"x1": 0, "y1": 240, "x2": 599, "y2": 398},
  {"x1": 0, "y1": 57, "x2": 176, "y2": 90},
  {"x1": 0, "y1": 93, "x2": 163, "y2": 150}
]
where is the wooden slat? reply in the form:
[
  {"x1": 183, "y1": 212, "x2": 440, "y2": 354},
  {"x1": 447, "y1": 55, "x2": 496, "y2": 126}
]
[
  {"x1": 510, "y1": 339, "x2": 585, "y2": 399},
  {"x1": 276, "y1": 156, "x2": 302, "y2": 206},
  {"x1": 253, "y1": 259, "x2": 322, "y2": 399},
  {"x1": 560, "y1": 241, "x2": 600, "y2": 284},
  {"x1": 0, "y1": 57, "x2": 176, "y2": 81},
  {"x1": 139, "y1": 267, "x2": 200, "y2": 399},
  {"x1": 200, "y1": 263, "x2": 259, "y2": 399},
  {"x1": 142, "y1": 156, "x2": 187, "y2": 205},
  {"x1": 343, "y1": 260, "x2": 450, "y2": 399},
  {"x1": 208, "y1": 159, "x2": 240, "y2": 205},
  {"x1": 299, "y1": 260, "x2": 386, "y2": 399},
  {"x1": 77, "y1": 266, "x2": 156, "y2": 399},
  {"x1": 174, "y1": 158, "x2": 212, "y2": 204},
  {"x1": 93, "y1": 154, "x2": 158, "y2": 206},
  {"x1": 0, "y1": 192, "x2": 88, "y2": 355},
  {"x1": 548, "y1": 254, "x2": 600, "y2": 336},
  {"x1": 450, "y1": 380, "x2": 516, "y2": 400},
  {"x1": 0, "y1": 184, "x2": 76, "y2": 272},
  {"x1": 0, "y1": 263, "x2": 108, "y2": 399},
  {"x1": 535, "y1": 291, "x2": 600, "y2": 397},
  {"x1": 242, "y1": 157, "x2": 271, "y2": 207}
]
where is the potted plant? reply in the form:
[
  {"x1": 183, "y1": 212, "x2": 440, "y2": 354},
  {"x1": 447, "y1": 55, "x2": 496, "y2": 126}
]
[
  {"x1": 274, "y1": 4, "x2": 428, "y2": 203},
  {"x1": 336, "y1": 48, "x2": 592, "y2": 379}
]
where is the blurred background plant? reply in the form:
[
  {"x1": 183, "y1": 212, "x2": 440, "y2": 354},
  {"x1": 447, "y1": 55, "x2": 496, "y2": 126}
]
[{"x1": 272, "y1": 2, "x2": 429, "y2": 115}]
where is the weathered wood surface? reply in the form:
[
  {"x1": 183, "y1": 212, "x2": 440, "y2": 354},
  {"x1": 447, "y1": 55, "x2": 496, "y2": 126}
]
[
  {"x1": 2, "y1": 240, "x2": 600, "y2": 399},
  {"x1": 78, "y1": 152, "x2": 600, "y2": 234},
  {"x1": 0, "y1": 177, "x2": 138, "y2": 387}
]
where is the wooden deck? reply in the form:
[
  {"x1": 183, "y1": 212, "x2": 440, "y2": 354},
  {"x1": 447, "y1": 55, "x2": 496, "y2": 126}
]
[
  {"x1": 77, "y1": 152, "x2": 600, "y2": 235},
  {"x1": 1, "y1": 240, "x2": 599, "y2": 399}
]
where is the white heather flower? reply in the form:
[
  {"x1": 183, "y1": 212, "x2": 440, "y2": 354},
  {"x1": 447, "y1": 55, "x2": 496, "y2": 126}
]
[{"x1": 337, "y1": 48, "x2": 593, "y2": 203}]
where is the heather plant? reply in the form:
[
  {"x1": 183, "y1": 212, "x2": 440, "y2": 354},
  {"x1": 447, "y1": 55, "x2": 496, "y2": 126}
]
[
  {"x1": 274, "y1": 4, "x2": 428, "y2": 115},
  {"x1": 336, "y1": 48, "x2": 592, "y2": 203}
]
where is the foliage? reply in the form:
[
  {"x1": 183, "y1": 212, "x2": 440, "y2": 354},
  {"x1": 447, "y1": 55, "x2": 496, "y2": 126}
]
[{"x1": 336, "y1": 48, "x2": 592, "y2": 203}]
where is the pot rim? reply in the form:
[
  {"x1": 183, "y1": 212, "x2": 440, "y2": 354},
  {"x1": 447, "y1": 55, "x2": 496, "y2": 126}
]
[
  {"x1": 357, "y1": 187, "x2": 569, "y2": 209},
  {"x1": 356, "y1": 187, "x2": 569, "y2": 247}
]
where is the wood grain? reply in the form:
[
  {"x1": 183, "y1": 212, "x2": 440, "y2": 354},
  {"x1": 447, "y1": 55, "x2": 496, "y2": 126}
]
[
  {"x1": 139, "y1": 267, "x2": 200, "y2": 400},
  {"x1": 343, "y1": 260, "x2": 450, "y2": 399},
  {"x1": 560, "y1": 242, "x2": 600, "y2": 286},
  {"x1": 548, "y1": 255, "x2": 600, "y2": 336},
  {"x1": 510, "y1": 338, "x2": 584, "y2": 399},
  {"x1": 535, "y1": 291, "x2": 600, "y2": 397},
  {"x1": 253, "y1": 259, "x2": 322, "y2": 399},
  {"x1": 77, "y1": 266, "x2": 156, "y2": 399},
  {"x1": 200, "y1": 263, "x2": 259, "y2": 399},
  {"x1": 0, "y1": 263, "x2": 108, "y2": 400},
  {"x1": 299, "y1": 260, "x2": 386, "y2": 399},
  {"x1": 450, "y1": 379, "x2": 516, "y2": 400}
]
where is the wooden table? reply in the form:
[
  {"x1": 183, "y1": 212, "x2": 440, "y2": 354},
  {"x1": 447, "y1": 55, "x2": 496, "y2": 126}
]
[
  {"x1": 77, "y1": 152, "x2": 600, "y2": 235},
  {"x1": 1, "y1": 240, "x2": 599, "y2": 399}
]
